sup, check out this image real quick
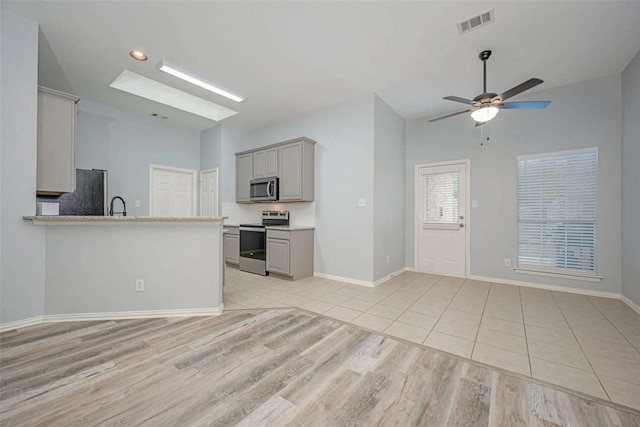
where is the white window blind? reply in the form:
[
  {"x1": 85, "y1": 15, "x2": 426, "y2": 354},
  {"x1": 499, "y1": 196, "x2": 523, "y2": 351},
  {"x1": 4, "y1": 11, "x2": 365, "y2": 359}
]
[
  {"x1": 517, "y1": 148, "x2": 598, "y2": 275},
  {"x1": 423, "y1": 172, "x2": 460, "y2": 228}
]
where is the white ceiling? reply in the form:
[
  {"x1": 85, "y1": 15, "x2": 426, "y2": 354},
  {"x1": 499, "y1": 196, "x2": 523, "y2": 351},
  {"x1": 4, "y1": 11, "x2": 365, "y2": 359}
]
[{"x1": 4, "y1": 1, "x2": 640, "y2": 131}]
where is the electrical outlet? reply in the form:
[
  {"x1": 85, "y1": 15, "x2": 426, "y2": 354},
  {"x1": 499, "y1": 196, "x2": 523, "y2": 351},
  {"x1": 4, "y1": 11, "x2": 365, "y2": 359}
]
[
  {"x1": 135, "y1": 279, "x2": 145, "y2": 292},
  {"x1": 472, "y1": 200, "x2": 478, "y2": 208},
  {"x1": 504, "y1": 258, "x2": 511, "y2": 268},
  {"x1": 386, "y1": 255, "x2": 390, "y2": 264},
  {"x1": 135, "y1": 200, "x2": 141, "y2": 207},
  {"x1": 358, "y1": 198, "x2": 367, "y2": 207}
]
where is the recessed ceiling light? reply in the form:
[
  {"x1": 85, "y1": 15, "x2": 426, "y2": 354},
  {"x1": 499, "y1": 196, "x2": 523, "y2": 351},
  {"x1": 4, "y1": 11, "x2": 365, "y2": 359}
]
[
  {"x1": 110, "y1": 70, "x2": 238, "y2": 122},
  {"x1": 130, "y1": 51, "x2": 148, "y2": 61},
  {"x1": 158, "y1": 60, "x2": 244, "y2": 103}
]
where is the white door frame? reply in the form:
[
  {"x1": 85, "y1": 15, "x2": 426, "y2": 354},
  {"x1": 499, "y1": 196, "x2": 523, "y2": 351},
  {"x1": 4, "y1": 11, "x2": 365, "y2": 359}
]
[
  {"x1": 414, "y1": 159, "x2": 471, "y2": 278},
  {"x1": 149, "y1": 164, "x2": 198, "y2": 217},
  {"x1": 199, "y1": 168, "x2": 219, "y2": 217}
]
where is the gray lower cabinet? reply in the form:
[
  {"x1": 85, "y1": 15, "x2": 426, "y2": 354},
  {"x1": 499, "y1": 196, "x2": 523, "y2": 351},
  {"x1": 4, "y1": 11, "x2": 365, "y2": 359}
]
[
  {"x1": 266, "y1": 238, "x2": 290, "y2": 275},
  {"x1": 37, "y1": 87, "x2": 80, "y2": 195},
  {"x1": 223, "y1": 230, "x2": 240, "y2": 264},
  {"x1": 266, "y1": 229, "x2": 314, "y2": 280},
  {"x1": 236, "y1": 153, "x2": 253, "y2": 203}
]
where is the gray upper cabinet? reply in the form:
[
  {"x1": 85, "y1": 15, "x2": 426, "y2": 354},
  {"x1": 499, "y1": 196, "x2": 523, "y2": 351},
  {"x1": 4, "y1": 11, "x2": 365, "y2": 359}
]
[
  {"x1": 236, "y1": 153, "x2": 253, "y2": 203},
  {"x1": 279, "y1": 139, "x2": 315, "y2": 202},
  {"x1": 36, "y1": 87, "x2": 80, "y2": 195},
  {"x1": 252, "y1": 147, "x2": 278, "y2": 179},
  {"x1": 235, "y1": 137, "x2": 315, "y2": 203}
]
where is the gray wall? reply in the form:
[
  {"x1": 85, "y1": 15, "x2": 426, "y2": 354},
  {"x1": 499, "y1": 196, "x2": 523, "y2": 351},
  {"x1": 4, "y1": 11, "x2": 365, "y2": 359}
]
[
  {"x1": 44, "y1": 224, "x2": 223, "y2": 315},
  {"x1": 622, "y1": 51, "x2": 640, "y2": 305},
  {"x1": 220, "y1": 124, "x2": 249, "y2": 204},
  {"x1": 0, "y1": 11, "x2": 46, "y2": 324},
  {"x1": 405, "y1": 75, "x2": 623, "y2": 294},
  {"x1": 37, "y1": 28, "x2": 73, "y2": 94},
  {"x1": 373, "y1": 95, "x2": 406, "y2": 281},
  {"x1": 200, "y1": 125, "x2": 222, "y2": 171},
  {"x1": 76, "y1": 100, "x2": 201, "y2": 216},
  {"x1": 247, "y1": 95, "x2": 376, "y2": 282}
]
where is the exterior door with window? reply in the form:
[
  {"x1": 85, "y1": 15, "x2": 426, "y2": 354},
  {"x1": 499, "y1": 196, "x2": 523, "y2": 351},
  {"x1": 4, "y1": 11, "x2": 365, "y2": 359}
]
[{"x1": 417, "y1": 163, "x2": 467, "y2": 277}]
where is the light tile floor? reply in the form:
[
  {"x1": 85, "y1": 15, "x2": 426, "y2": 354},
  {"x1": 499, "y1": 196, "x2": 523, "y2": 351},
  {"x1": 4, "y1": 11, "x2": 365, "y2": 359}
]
[{"x1": 223, "y1": 267, "x2": 640, "y2": 410}]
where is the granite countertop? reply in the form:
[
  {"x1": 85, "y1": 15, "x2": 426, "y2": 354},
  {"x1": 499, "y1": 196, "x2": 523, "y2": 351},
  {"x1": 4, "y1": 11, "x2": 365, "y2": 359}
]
[{"x1": 24, "y1": 216, "x2": 227, "y2": 225}]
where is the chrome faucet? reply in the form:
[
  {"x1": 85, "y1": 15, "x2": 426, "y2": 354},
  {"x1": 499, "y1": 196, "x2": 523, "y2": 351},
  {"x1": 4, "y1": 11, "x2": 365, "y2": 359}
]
[{"x1": 109, "y1": 196, "x2": 127, "y2": 216}]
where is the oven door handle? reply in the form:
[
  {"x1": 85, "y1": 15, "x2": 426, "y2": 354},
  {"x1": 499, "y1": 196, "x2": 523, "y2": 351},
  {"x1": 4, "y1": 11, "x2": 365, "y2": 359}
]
[{"x1": 240, "y1": 227, "x2": 266, "y2": 233}]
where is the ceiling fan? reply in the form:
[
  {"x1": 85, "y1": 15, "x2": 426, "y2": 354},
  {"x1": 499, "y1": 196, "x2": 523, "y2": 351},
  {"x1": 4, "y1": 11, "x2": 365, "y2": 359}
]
[{"x1": 429, "y1": 50, "x2": 550, "y2": 126}]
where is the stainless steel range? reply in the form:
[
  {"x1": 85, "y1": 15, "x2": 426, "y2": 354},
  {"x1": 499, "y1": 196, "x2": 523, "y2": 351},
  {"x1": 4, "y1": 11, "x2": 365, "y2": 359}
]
[{"x1": 239, "y1": 211, "x2": 289, "y2": 276}]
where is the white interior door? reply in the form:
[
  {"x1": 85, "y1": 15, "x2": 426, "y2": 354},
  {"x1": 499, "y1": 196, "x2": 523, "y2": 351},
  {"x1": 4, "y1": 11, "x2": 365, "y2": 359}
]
[
  {"x1": 200, "y1": 169, "x2": 219, "y2": 217},
  {"x1": 150, "y1": 165, "x2": 197, "y2": 217},
  {"x1": 416, "y1": 162, "x2": 468, "y2": 277}
]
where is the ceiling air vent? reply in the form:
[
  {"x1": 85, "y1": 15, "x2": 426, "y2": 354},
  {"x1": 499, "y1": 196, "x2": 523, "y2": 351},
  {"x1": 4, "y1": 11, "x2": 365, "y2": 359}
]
[{"x1": 457, "y1": 9, "x2": 495, "y2": 34}]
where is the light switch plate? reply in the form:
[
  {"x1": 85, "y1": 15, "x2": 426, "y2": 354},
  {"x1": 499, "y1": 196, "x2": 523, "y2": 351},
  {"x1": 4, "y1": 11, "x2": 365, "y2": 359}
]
[
  {"x1": 472, "y1": 200, "x2": 478, "y2": 208},
  {"x1": 358, "y1": 198, "x2": 367, "y2": 207},
  {"x1": 135, "y1": 200, "x2": 141, "y2": 207}
]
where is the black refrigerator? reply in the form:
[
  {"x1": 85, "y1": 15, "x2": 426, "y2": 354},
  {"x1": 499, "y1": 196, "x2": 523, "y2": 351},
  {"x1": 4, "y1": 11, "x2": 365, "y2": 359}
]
[{"x1": 37, "y1": 169, "x2": 108, "y2": 216}]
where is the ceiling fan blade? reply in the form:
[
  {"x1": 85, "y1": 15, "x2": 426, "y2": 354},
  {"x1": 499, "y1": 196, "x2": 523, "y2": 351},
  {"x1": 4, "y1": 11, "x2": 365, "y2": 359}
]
[
  {"x1": 443, "y1": 96, "x2": 475, "y2": 105},
  {"x1": 428, "y1": 109, "x2": 472, "y2": 122},
  {"x1": 498, "y1": 78, "x2": 544, "y2": 101},
  {"x1": 500, "y1": 101, "x2": 551, "y2": 109}
]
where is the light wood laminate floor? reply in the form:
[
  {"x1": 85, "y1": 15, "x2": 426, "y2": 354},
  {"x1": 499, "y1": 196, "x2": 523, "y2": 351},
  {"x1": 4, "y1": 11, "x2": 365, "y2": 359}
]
[
  {"x1": 2, "y1": 308, "x2": 639, "y2": 426},
  {"x1": 223, "y1": 269, "x2": 640, "y2": 410}
]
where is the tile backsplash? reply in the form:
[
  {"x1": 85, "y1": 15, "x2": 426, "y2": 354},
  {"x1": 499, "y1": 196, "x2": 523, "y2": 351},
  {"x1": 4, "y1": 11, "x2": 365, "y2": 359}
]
[{"x1": 222, "y1": 202, "x2": 315, "y2": 226}]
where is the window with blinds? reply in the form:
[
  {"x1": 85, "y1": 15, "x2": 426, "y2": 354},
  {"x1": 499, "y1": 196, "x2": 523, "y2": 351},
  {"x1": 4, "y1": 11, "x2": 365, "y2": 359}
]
[
  {"x1": 423, "y1": 172, "x2": 460, "y2": 228},
  {"x1": 517, "y1": 148, "x2": 598, "y2": 275}
]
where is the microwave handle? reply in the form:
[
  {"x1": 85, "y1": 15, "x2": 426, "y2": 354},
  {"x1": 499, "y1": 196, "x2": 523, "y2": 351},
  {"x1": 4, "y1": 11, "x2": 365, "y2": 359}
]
[{"x1": 267, "y1": 181, "x2": 273, "y2": 197}]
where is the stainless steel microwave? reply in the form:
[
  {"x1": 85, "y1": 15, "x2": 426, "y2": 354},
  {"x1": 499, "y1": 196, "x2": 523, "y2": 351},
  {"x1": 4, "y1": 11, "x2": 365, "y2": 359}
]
[{"x1": 250, "y1": 177, "x2": 279, "y2": 202}]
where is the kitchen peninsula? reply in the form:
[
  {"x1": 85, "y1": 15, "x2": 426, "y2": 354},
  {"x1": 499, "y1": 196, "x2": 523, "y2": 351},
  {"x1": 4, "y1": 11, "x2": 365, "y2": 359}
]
[{"x1": 23, "y1": 216, "x2": 225, "y2": 320}]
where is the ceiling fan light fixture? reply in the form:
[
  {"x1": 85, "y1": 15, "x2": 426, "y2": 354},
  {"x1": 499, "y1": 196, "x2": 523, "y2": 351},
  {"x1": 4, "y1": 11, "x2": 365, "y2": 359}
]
[{"x1": 471, "y1": 106, "x2": 499, "y2": 123}]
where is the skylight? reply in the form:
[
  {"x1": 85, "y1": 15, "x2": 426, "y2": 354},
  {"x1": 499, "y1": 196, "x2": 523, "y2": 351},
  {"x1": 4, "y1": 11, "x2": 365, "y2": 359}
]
[{"x1": 109, "y1": 70, "x2": 238, "y2": 122}]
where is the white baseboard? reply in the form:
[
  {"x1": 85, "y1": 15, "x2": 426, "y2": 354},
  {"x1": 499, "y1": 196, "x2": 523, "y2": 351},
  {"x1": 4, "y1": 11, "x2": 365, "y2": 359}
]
[
  {"x1": 621, "y1": 295, "x2": 640, "y2": 315},
  {"x1": 373, "y1": 267, "x2": 407, "y2": 287},
  {"x1": 313, "y1": 272, "x2": 375, "y2": 288},
  {"x1": 0, "y1": 307, "x2": 222, "y2": 333},
  {"x1": 43, "y1": 307, "x2": 223, "y2": 323},
  {"x1": 469, "y1": 275, "x2": 620, "y2": 299},
  {"x1": 0, "y1": 316, "x2": 44, "y2": 333},
  {"x1": 314, "y1": 268, "x2": 408, "y2": 288}
]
